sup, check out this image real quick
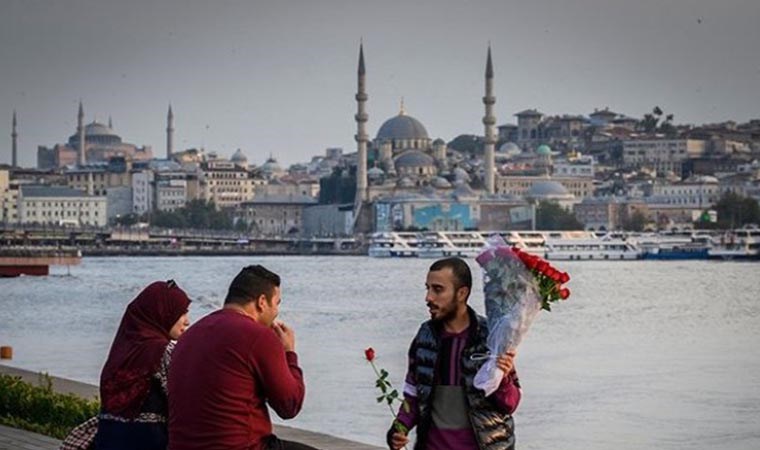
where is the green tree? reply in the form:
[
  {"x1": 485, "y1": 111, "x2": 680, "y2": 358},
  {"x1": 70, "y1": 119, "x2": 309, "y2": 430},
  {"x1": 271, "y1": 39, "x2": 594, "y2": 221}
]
[
  {"x1": 713, "y1": 192, "x2": 760, "y2": 229},
  {"x1": 535, "y1": 201, "x2": 584, "y2": 230},
  {"x1": 447, "y1": 134, "x2": 484, "y2": 156},
  {"x1": 638, "y1": 106, "x2": 678, "y2": 137},
  {"x1": 622, "y1": 210, "x2": 648, "y2": 232}
]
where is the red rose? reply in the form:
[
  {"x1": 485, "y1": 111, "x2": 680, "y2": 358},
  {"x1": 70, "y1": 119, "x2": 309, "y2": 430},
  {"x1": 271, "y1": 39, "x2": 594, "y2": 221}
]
[
  {"x1": 559, "y1": 288, "x2": 570, "y2": 300},
  {"x1": 364, "y1": 347, "x2": 375, "y2": 362},
  {"x1": 560, "y1": 272, "x2": 570, "y2": 284},
  {"x1": 536, "y1": 260, "x2": 549, "y2": 272}
]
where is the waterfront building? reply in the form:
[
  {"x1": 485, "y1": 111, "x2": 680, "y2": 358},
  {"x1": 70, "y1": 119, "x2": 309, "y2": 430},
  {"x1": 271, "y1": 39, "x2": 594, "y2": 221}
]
[
  {"x1": 0, "y1": 167, "x2": 19, "y2": 223},
  {"x1": 622, "y1": 138, "x2": 707, "y2": 177},
  {"x1": 649, "y1": 176, "x2": 721, "y2": 209},
  {"x1": 302, "y1": 203, "x2": 355, "y2": 237},
  {"x1": 374, "y1": 192, "x2": 531, "y2": 232},
  {"x1": 64, "y1": 157, "x2": 133, "y2": 196},
  {"x1": 573, "y1": 197, "x2": 649, "y2": 231},
  {"x1": 37, "y1": 104, "x2": 152, "y2": 169},
  {"x1": 18, "y1": 185, "x2": 106, "y2": 227},
  {"x1": 255, "y1": 178, "x2": 320, "y2": 198},
  {"x1": 237, "y1": 194, "x2": 318, "y2": 236},
  {"x1": 496, "y1": 175, "x2": 593, "y2": 201},
  {"x1": 131, "y1": 160, "x2": 201, "y2": 214},
  {"x1": 199, "y1": 159, "x2": 265, "y2": 209}
]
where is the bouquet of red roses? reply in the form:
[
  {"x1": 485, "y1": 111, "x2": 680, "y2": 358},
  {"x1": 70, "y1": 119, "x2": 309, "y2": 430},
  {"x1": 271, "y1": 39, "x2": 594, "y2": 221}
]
[{"x1": 473, "y1": 234, "x2": 571, "y2": 395}]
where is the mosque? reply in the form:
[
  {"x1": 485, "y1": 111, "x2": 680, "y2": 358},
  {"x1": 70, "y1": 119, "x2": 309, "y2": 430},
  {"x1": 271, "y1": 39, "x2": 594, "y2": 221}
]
[
  {"x1": 37, "y1": 102, "x2": 153, "y2": 169},
  {"x1": 350, "y1": 44, "x2": 534, "y2": 232}
]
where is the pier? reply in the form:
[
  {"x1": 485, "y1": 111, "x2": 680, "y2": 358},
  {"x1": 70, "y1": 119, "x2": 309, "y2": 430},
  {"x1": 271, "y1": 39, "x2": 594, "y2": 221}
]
[
  {"x1": 0, "y1": 248, "x2": 81, "y2": 277},
  {"x1": 0, "y1": 364, "x2": 383, "y2": 450}
]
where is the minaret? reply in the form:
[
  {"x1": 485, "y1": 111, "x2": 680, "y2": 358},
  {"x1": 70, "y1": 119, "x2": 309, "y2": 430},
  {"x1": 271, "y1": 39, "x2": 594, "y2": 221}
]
[
  {"x1": 482, "y1": 45, "x2": 496, "y2": 195},
  {"x1": 355, "y1": 43, "x2": 369, "y2": 203},
  {"x1": 11, "y1": 110, "x2": 18, "y2": 167},
  {"x1": 77, "y1": 101, "x2": 86, "y2": 166},
  {"x1": 166, "y1": 104, "x2": 174, "y2": 160}
]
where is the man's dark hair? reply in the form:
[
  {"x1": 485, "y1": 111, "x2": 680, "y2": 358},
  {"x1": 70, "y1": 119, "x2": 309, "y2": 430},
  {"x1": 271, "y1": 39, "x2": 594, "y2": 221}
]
[
  {"x1": 225, "y1": 265, "x2": 281, "y2": 306},
  {"x1": 429, "y1": 257, "x2": 472, "y2": 295}
]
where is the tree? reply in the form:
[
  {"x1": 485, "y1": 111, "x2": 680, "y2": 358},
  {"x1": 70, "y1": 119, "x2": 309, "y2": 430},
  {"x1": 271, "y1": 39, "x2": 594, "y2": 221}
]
[
  {"x1": 638, "y1": 106, "x2": 678, "y2": 138},
  {"x1": 713, "y1": 192, "x2": 760, "y2": 229},
  {"x1": 535, "y1": 201, "x2": 583, "y2": 230},
  {"x1": 447, "y1": 134, "x2": 484, "y2": 156},
  {"x1": 622, "y1": 210, "x2": 648, "y2": 232}
]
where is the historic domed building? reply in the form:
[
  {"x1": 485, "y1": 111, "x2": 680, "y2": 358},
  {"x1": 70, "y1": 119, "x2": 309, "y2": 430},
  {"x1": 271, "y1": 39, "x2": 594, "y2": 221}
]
[
  {"x1": 37, "y1": 103, "x2": 152, "y2": 169},
  {"x1": 374, "y1": 106, "x2": 432, "y2": 152}
]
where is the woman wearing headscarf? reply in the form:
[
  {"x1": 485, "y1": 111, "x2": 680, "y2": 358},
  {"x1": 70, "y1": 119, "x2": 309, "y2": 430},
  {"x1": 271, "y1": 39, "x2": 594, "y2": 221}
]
[{"x1": 75, "y1": 280, "x2": 191, "y2": 450}]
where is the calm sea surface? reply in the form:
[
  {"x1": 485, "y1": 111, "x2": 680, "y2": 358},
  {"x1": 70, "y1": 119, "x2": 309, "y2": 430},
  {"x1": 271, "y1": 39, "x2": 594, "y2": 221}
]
[{"x1": 1, "y1": 256, "x2": 759, "y2": 449}]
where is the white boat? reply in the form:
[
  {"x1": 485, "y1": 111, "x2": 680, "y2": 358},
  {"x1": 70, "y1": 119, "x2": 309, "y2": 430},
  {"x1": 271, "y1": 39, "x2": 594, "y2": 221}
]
[
  {"x1": 544, "y1": 233, "x2": 642, "y2": 260},
  {"x1": 708, "y1": 227, "x2": 760, "y2": 260},
  {"x1": 416, "y1": 231, "x2": 489, "y2": 258},
  {"x1": 368, "y1": 230, "x2": 595, "y2": 258},
  {"x1": 367, "y1": 232, "x2": 421, "y2": 257}
]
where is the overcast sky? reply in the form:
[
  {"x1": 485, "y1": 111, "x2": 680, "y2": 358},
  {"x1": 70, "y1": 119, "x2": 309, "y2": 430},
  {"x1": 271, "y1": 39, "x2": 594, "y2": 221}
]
[{"x1": 1, "y1": 0, "x2": 759, "y2": 167}]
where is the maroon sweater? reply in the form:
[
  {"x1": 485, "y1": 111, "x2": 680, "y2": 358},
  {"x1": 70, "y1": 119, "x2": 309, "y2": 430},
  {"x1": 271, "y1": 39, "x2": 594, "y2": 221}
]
[{"x1": 168, "y1": 309, "x2": 304, "y2": 450}]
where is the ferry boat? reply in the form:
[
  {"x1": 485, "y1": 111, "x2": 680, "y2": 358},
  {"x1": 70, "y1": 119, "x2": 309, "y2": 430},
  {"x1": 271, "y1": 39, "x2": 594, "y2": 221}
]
[
  {"x1": 368, "y1": 230, "x2": 594, "y2": 258},
  {"x1": 543, "y1": 233, "x2": 642, "y2": 260},
  {"x1": 637, "y1": 232, "x2": 711, "y2": 260},
  {"x1": 367, "y1": 232, "x2": 422, "y2": 258},
  {"x1": 707, "y1": 227, "x2": 760, "y2": 260},
  {"x1": 416, "y1": 231, "x2": 487, "y2": 258}
]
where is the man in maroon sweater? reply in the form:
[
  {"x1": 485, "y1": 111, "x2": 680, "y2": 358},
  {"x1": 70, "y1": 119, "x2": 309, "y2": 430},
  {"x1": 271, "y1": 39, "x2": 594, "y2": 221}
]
[{"x1": 168, "y1": 265, "x2": 316, "y2": 450}]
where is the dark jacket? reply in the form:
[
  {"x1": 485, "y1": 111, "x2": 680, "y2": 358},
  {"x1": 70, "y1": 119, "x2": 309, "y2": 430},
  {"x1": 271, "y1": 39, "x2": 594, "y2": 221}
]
[{"x1": 409, "y1": 306, "x2": 515, "y2": 450}]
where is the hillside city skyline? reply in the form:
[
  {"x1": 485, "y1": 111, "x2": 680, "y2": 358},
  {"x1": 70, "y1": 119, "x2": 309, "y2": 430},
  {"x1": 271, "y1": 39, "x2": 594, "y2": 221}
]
[{"x1": 2, "y1": 0, "x2": 759, "y2": 167}]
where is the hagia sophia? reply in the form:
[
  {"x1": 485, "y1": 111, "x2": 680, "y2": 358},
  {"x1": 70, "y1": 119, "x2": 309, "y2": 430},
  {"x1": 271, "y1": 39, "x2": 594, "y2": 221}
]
[{"x1": 37, "y1": 102, "x2": 153, "y2": 169}]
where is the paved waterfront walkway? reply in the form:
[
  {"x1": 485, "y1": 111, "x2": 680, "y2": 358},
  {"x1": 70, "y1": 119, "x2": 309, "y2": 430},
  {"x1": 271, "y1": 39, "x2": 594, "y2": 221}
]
[{"x1": 0, "y1": 364, "x2": 383, "y2": 450}]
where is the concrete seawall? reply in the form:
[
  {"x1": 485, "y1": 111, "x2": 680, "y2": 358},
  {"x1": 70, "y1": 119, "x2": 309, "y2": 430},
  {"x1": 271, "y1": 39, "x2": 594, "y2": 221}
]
[{"x1": 0, "y1": 364, "x2": 383, "y2": 450}]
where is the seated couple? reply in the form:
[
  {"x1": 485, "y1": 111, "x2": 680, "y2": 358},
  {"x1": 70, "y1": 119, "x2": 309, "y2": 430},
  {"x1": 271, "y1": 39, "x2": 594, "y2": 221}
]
[{"x1": 62, "y1": 265, "x2": 315, "y2": 450}]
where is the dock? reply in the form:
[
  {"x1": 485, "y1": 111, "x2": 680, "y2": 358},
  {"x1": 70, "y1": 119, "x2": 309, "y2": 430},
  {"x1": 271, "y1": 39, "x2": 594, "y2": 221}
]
[
  {"x1": 0, "y1": 248, "x2": 81, "y2": 277},
  {"x1": 0, "y1": 364, "x2": 383, "y2": 450}
]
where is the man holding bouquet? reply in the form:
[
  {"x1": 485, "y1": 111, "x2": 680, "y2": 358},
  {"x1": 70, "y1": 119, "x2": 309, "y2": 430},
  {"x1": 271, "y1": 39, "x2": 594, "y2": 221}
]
[{"x1": 388, "y1": 257, "x2": 521, "y2": 450}]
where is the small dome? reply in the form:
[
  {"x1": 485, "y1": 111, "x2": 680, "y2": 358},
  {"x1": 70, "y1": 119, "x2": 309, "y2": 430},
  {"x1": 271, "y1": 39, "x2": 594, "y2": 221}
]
[
  {"x1": 432, "y1": 177, "x2": 452, "y2": 189},
  {"x1": 453, "y1": 167, "x2": 470, "y2": 182},
  {"x1": 498, "y1": 142, "x2": 521, "y2": 155},
  {"x1": 527, "y1": 180, "x2": 570, "y2": 197},
  {"x1": 261, "y1": 157, "x2": 283, "y2": 174},
  {"x1": 231, "y1": 148, "x2": 248, "y2": 162},
  {"x1": 536, "y1": 144, "x2": 552, "y2": 156},
  {"x1": 394, "y1": 150, "x2": 435, "y2": 168},
  {"x1": 397, "y1": 177, "x2": 415, "y2": 188},
  {"x1": 377, "y1": 113, "x2": 430, "y2": 141},
  {"x1": 368, "y1": 166, "x2": 385, "y2": 178},
  {"x1": 433, "y1": 138, "x2": 446, "y2": 145}
]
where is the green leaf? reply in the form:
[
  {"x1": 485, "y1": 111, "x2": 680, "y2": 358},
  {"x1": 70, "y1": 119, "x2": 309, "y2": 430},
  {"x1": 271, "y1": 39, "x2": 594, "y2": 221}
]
[
  {"x1": 380, "y1": 369, "x2": 389, "y2": 380},
  {"x1": 376, "y1": 396, "x2": 385, "y2": 403}
]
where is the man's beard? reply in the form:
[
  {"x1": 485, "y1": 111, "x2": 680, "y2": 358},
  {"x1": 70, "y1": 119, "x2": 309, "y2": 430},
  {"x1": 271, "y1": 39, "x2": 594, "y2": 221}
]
[{"x1": 428, "y1": 302, "x2": 457, "y2": 323}]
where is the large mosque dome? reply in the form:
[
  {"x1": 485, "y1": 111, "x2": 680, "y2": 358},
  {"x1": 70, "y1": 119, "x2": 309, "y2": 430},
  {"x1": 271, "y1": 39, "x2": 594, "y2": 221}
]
[
  {"x1": 376, "y1": 113, "x2": 430, "y2": 141},
  {"x1": 69, "y1": 121, "x2": 122, "y2": 146}
]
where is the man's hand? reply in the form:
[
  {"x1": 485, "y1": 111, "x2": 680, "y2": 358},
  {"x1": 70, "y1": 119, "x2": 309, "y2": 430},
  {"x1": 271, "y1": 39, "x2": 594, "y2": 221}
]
[
  {"x1": 389, "y1": 431, "x2": 409, "y2": 450},
  {"x1": 272, "y1": 321, "x2": 295, "y2": 352},
  {"x1": 496, "y1": 350, "x2": 516, "y2": 375}
]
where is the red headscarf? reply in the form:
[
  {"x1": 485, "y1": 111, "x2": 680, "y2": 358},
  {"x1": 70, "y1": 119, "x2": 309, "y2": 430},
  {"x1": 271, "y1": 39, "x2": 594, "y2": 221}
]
[{"x1": 100, "y1": 280, "x2": 191, "y2": 418}]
